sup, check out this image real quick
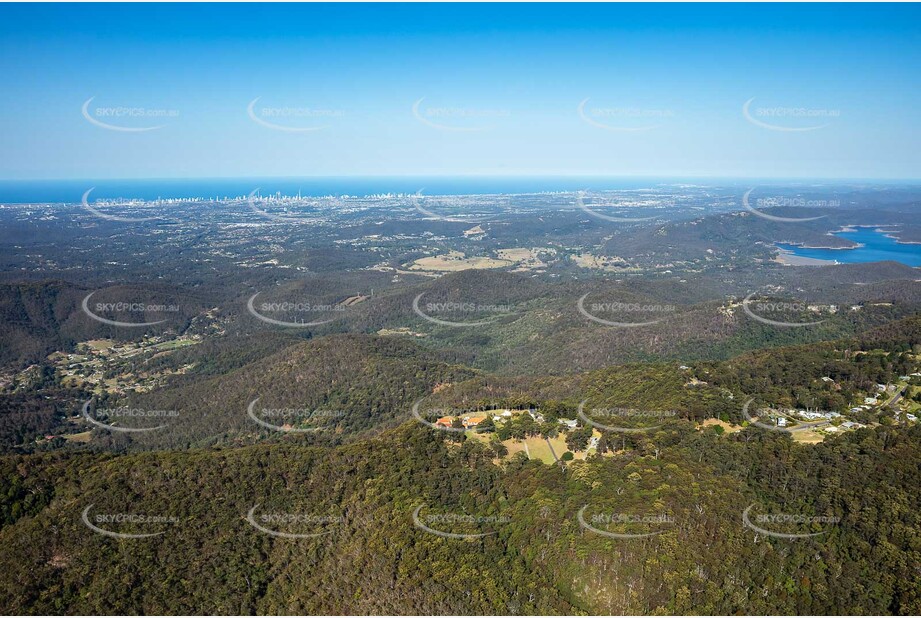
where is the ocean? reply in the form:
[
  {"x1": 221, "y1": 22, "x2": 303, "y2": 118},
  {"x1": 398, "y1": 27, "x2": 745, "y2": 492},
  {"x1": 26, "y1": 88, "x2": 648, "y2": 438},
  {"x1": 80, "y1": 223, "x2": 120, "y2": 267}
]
[{"x1": 0, "y1": 177, "x2": 691, "y2": 203}]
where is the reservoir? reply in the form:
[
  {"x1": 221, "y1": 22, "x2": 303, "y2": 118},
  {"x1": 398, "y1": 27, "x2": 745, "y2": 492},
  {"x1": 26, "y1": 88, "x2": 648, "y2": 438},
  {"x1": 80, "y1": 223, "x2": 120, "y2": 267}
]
[{"x1": 776, "y1": 226, "x2": 921, "y2": 267}]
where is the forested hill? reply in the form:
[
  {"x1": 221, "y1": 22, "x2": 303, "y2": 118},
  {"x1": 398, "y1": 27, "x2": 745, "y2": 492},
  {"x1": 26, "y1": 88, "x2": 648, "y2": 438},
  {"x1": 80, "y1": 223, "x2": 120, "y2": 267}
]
[
  {"x1": 104, "y1": 334, "x2": 477, "y2": 450},
  {"x1": 72, "y1": 313, "x2": 921, "y2": 453},
  {"x1": 0, "y1": 419, "x2": 919, "y2": 614}
]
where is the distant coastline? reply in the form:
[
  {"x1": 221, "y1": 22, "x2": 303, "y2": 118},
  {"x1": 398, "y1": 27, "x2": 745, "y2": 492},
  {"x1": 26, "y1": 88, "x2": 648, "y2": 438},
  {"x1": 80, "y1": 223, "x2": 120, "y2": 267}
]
[{"x1": 0, "y1": 176, "x2": 692, "y2": 204}]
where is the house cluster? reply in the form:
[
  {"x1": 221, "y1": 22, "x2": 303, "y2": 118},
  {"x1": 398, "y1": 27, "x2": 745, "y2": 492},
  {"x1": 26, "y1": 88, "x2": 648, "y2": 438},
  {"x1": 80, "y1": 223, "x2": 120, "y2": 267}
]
[
  {"x1": 434, "y1": 408, "x2": 581, "y2": 432},
  {"x1": 435, "y1": 415, "x2": 488, "y2": 429},
  {"x1": 797, "y1": 410, "x2": 842, "y2": 421},
  {"x1": 435, "y1": 409, "x2": 514, "y2": 430},
  {"x1": 825, "y1": 421, "x2": 867, "y2": 433}
]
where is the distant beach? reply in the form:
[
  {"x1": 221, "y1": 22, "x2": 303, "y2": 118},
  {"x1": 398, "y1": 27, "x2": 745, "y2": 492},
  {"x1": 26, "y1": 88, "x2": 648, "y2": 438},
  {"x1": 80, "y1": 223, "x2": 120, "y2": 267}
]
[{"x1": 773, "y1": 246, "x2": 837, "y2": 266}]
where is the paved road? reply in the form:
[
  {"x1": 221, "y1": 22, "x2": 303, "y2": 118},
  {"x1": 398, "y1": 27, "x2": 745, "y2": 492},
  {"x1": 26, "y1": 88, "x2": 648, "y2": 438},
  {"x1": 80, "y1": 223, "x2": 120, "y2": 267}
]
[
  {"x1": 885, "y1": 383, "x2": 907, "y2": 409},
  {"x1": 788, "y1": 419, "x2": 831, "y2": 432}
]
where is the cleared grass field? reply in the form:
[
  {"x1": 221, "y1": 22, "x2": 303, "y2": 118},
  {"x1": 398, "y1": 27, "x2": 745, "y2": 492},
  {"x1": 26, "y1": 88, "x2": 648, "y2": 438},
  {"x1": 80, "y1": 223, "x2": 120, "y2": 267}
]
[
  {"x1": 792, "y1": 430, "x2": 826, "y2": 443},
  {"x1": 468, "y1": 428, "x2": 602, "y2": 464},
  {"x1": 62, "y1": 431, "x2": 93, "y2": 443},
  {"x1": 408, "y1": 250, "x2": 512, "y2": 272},
  {"x1": 697, "y1": 418, "x2": 743, "y2": 433},
  {"x1": 521, "y1": 437, "x2": 557, "y2": 464},
  {"x1": 151, "y1": 338, "x2": 199, "y2": 351}
]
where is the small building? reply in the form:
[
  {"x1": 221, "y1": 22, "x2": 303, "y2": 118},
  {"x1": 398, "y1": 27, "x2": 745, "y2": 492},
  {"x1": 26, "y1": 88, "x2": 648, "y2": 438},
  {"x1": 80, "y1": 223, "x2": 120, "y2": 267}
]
[
  {"x1": 435, "y1": 417, "x2": 454, "y2": 429},
  {"x1": 559, "y1": 418, "x2": 578, "y2": 429},
  {"x1": 463, "y1": 415, "x2": 487, "y2": 429},
  {"x1": 798, "y1": 410, "x2": 840, "y2": 421}
]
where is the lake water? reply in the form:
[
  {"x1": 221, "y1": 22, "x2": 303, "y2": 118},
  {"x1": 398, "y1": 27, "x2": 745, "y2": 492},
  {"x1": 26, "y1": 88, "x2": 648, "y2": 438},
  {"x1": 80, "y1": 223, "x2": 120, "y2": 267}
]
[{"x1": 776, "y1": 227, "x2": 921, "y2": 267}]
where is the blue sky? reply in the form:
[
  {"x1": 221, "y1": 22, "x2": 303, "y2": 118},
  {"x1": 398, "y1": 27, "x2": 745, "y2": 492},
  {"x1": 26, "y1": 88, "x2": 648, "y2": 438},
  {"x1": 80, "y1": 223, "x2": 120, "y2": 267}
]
[{"x1": 0, "y1": 3, "x2": 918, "y2": 180}]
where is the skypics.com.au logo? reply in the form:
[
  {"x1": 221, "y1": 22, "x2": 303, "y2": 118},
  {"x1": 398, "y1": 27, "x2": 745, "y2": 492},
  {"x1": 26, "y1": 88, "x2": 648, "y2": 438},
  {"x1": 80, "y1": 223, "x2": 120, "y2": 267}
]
[
  {"x1": 413, "y1": 293, "x2": 514, "y2": 328},
  {"x1": 247, "y1": 291, "x2": 347, "y2": 328},
  {"x1": 577, "y1": 293, "x2": 675, "y2": 328},
  {"x1": 577, "y1": 401, "x2": 677, "y2": 433},
  {"x1": 742, "y1": 292, "x2": 826, "y2": 328},
  {"x1": 742, "y1": 97, "x2": 839, "y2": 132},
  {"x1": 575, "y1": 191, "x2": 659, "y2": 223},
  {"x1": 245, "y1": 188, "x2": 338, "y2": 223},
  {"x1": 412, "y1": 98, "x2": 510, "y2": 132},
  {"x1": 82, "y1": 97, "x2": 179, "y2": 132},
  {"x1": 82, "y1": 400, "x2": 177, "y2": 433},
  {"x1": 742, "y1": 504, "x2": 840, "y2": 540},
  {"x1": 577, "y1": 98, "x2": 674, "y2": 132},
  {"x1": 741, "y1": 188, "x2": 832, "y2": 223},
  {"x1": 577, "y1": 504, "x2": 674, "y2": 539},
  {"x1": 412, "y1": 504, "x2": 508, "y2": 540},
  {"x1": 246, "y1": 505, "x2": 343, "y2": 539},
  {"x1": 81, "y1": 505, "x2": 178, "y2": 539},
  {"x1": 246, "y1": 398, "x2": 345, "y2": 433},
  {"x1": 81, "y1": 290, "x2": 180, "y2": 328},
  {"x1": 740, "y1": 399, "x2": 845, "y2": 433},
  {"x1": 247, "y1": 97, "x2": 344, "y2": 133},
  {"x1": 410, "y1": 190, "x2": 507, "y2": 223},
  {"x1": 411, "y1": 398, "x2": 467, "y2": 433},
  {"x1": 81, "y1": 188, "x2": 167, "y2": 223}
]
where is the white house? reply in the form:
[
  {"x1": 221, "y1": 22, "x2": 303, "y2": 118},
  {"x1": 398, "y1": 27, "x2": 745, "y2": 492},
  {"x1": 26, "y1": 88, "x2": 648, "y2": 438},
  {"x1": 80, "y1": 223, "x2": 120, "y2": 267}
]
[{"x1": 797, "y1": 410, "x2": 840, "y2": 421}]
